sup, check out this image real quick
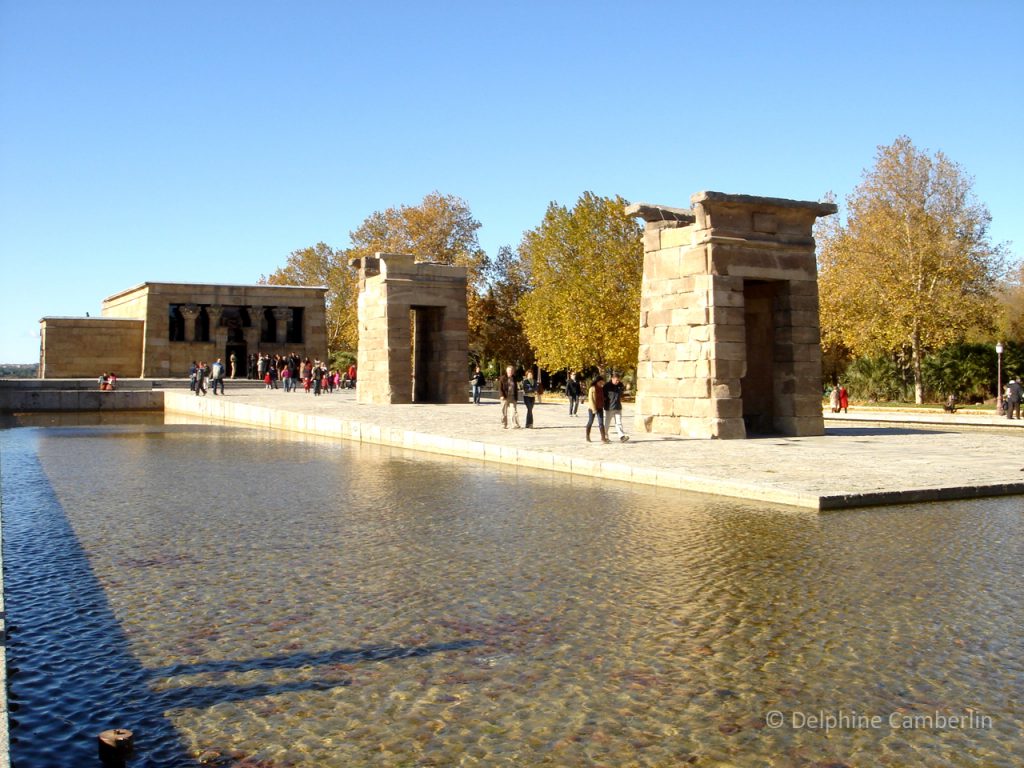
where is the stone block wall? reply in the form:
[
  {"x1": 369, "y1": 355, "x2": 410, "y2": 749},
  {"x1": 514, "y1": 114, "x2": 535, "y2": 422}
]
[
  {"x1": 39, "y1": 282, "x2": 329, "y2": 379},
  {"x1": 354, "y1": 253, "x2": 468, "y2": 404},
  {"x1": 39, "y1": 318, "x2": 145, "y2": 378},
  {"x1": 629, "y1": 192, "x2": 836, "y2": 439}
]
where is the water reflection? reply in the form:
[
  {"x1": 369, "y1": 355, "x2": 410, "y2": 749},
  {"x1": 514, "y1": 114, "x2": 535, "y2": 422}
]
[{"x1": 2, "y1": 423, "x2": 1022, "y2": 767}]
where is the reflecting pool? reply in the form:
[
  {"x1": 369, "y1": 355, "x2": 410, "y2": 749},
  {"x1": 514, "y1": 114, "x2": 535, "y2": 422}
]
[{"x1": 2, "y1": 423, "x2": 1022, "y2": 767}]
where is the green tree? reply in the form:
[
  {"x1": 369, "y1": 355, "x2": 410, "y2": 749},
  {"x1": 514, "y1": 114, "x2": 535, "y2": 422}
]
[
  {"x1": 346, "y1": 191, "x2": 489, "y2": 349},
  {"x1": 262, "y1": 242, "x2": 358, "y2": 353},
  {"x1": 818, "y1": 137, "x2": 1006, "y2": 402},
  {"x1": 842, "y1": 354, "x2": 907, "y2": 402},
  {"x1": 920, "y1": 343, "x2": 997, "y2": 402},
  {"x1": 517, "y1": 192, "x2": 643, "y2": 372}
]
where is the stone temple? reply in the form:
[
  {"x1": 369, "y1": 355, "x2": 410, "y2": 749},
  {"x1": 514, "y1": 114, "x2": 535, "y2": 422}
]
[
  {"x1": 351, "y1": 253, "x2": 468, "y2": 404},
  {"x1": 39, "y1": 282, "x2": 328, "y2": 378},
  {"x1": 627, "y1": 191, "x2": 837, "y2": 439}
]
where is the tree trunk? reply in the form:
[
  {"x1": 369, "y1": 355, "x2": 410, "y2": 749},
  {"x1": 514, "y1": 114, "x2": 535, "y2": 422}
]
[{"x1": 911, "y1": 329, "x2": 924, "y2": 404}]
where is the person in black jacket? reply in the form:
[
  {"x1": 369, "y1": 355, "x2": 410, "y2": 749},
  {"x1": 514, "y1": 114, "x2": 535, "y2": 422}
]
[
  {"x1": 522, "y1": 369, "x2": 538, "y2": 428},
  {"x1": 471, "y1": 365, "x2": 486, "y2": 404},
  {"x1": 604, "y1": 372, "x2": 629, "y2": 442},
  {"x1": 566, "y1": 371, "x2": 581, "y2": 416}
]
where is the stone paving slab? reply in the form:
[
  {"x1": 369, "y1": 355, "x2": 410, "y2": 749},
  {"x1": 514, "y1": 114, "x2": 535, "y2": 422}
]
[{"x1": 164, "y1": 389, "x2": 1024, "y2": 511}]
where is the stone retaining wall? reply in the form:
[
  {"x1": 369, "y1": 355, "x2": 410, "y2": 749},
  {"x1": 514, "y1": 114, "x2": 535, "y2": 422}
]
[{"x1": 0, "y1": 388, "x2": 163, "y2": 413}]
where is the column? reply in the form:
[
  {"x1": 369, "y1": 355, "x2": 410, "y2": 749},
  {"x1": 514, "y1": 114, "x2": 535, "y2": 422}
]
[
  {"x1": 180, "y1": 304, "x2": 200, "y2": 343},
  {"x1": 272, "y1": 307, "x2": 292, "y2": 346}
]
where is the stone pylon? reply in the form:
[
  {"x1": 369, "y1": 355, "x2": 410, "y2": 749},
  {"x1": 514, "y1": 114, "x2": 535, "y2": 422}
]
[
  {"x1": 627, "y1": 191, "x2": 837, "y2": 439},
  {"x1": 351, "y1": 252, "x2": 468, "y2": 404}
]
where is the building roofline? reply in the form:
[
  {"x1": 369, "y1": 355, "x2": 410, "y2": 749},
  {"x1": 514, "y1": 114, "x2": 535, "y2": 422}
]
[
  {"x1": 40, "y1": 316, "x2": 144, "y2": 322},
  {"x1": 102, "y1": 281, "x2": 329, "y2": 303}
]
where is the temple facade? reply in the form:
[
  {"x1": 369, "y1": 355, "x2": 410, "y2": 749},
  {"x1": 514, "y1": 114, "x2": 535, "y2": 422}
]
[{"x1": 39, "y1": 282, "x2": 328, "y2": 378}]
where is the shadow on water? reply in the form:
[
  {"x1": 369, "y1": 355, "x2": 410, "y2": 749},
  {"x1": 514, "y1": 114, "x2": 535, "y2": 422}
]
[
  {"x1": 1, "y1": 429, "x2": 478, "y2": 767},
  {"x1": 149, "y1": 640, "x2": 481, "y2": 680}
]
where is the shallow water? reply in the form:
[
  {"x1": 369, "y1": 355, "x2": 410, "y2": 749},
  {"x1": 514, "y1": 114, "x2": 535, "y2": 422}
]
[{"x1": 2, "y1": 423, "x2": 1022, "y2": 767}]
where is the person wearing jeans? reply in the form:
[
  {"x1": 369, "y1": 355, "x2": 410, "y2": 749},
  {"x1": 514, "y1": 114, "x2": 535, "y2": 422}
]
[
  {"x1": 603, "y1": 372, "x2": 629, "y2": 442},
  {"x1": 585, "y1": 375, "x2": 608, "y2": 443},
  {"x1": 522, "y1": 369, "x2": 537, "y2": 428},
  {"x1": 499, "y1": 366, "x2": 521, "y2": 429}
]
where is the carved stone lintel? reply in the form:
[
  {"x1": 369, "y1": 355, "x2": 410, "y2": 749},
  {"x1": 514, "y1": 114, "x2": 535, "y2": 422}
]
[{"x1": 625, "y1": 202, "x2": 696, "y2": 225}]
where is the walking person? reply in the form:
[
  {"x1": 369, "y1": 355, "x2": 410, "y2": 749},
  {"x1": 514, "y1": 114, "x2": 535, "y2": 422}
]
[
  {"x1": 829, "y1": 385, "x2": 840, "y2": 413},
  {"x1": 522, "y1": 369, "x2": 538, "y2": 428},
  {"x1": 210, "y1": 358, "x2": 225, "y2": 395},
  {"x1": 499, "y1": 365, "x2": 521, "y2": 429},
  {"x1": 1006, "y1": 378, "x2": 1022, "y2": 420},
  {"x1": 471, "y1": 365, "x2": 486, "y2": 405},
  {"x1": 586, "y1": 375, "x2": 609, "y2": 443},
  {"x1": 838, "y1": 384, "x2": 849, "y2": 414},
  {"x1": 604, "y1": 371, "x2": 629, "y2": 442},
  {"x1": 566, "y1": 372, "x2": 581, "y2": 416},
  {"x1": 195, "y1": 362, "x2": 207, "y2": 396}
]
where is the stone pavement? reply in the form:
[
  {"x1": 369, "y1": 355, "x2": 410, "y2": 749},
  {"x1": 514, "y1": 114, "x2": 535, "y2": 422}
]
[{"x1": 165, "y1": 387, "x2": 1024, "y2": 511}]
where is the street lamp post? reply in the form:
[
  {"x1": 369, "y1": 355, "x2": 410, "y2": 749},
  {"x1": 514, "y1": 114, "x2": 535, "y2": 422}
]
[{"x1": 996, "y1": 342, "x2": 1005, "y2": 416}]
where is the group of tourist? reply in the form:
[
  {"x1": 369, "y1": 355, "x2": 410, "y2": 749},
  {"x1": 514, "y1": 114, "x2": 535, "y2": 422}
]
[
  {"x1": 189, "y1": 355, "x2": 356, "y2": 396},
  {"x1": 97, "y1": 372, "x2": 118, "y2": 390},
  {"x1": 495, "y1": 366, "x2": 629, "y2": 443},
  {"x1": 828, "y1": 384, "x2": 849, "y2": 413},
  {"x1": 255, "y1": 353, "x2": 357, "y2": 396},
  {"x1": 189, "y1": 359, "x2": 226, "y2": 396}
]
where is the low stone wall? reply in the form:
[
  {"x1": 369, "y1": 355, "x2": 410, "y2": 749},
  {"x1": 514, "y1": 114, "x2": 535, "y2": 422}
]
[{"x1": 0, "y1": 388, "x2": 163, "y2": 413}]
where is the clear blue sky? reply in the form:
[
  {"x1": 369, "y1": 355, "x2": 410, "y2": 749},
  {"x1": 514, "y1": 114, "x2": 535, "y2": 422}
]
[{"x1": 2, "y1": 1, "x2": 1021, "y2": 363}]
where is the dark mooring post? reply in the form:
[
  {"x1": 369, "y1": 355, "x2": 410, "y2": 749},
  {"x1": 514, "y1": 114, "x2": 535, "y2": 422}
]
[{"x1": 98, "y1": 728, "x2": 134, "y2": 766}]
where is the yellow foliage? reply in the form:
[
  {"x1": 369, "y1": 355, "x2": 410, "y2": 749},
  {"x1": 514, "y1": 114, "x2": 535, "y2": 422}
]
[
  {"x1": 263, "y1": 242, "x2": 358, "y2": 352},
  {"x1": 818, "y1": 136, "x2": 1005, "y2": 401},
  {"x1": 517, "y1": 192, "x2": 643, "y2": 371}
]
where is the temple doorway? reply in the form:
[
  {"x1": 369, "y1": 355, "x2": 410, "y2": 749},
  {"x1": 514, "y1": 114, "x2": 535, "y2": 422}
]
[
  {"x1": 410, "y1": 306, "x2": 445, "y2": 403},
  {"x1": 225, "y1": 342, "x2": 247, "y2": 378},
  {"x1": 741, "y1": 280, "x2": 778, "y2": 434}
]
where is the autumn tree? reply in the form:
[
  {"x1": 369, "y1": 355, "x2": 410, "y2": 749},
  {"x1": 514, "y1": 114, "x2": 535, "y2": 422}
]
[
  {"x1": 994, "y1": 261, "x2": 1024, "y2": 343},
  {"x1": 818, "y1": 137, "x2": 1006, "y2": 402},
  {"x1": 262, "y1": 242, "x2": 358, "y2": 352},
  {"x1": 346, "y1": 192, "x2": 489, "y2": 350},
  {"x1": 477, "y1": 245, "x2": 533, "y2": 369},
  {"x1": 518, "y1": 192, "x2": 643, "y2": 372}
]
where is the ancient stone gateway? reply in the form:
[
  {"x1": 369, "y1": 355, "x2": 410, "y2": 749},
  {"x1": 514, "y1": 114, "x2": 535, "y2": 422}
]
[
  {"x1": 627, "y1": 192, "x2": 837, "y2": 439},
  {"x1": 352, "y1": 253, "x2": 468, "y2": 404}
]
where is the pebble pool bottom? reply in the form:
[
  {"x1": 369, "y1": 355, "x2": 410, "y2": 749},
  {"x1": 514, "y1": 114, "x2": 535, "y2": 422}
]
[{"x1": 1, "y1": 423, "x2": 1022, "y2": 767}]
